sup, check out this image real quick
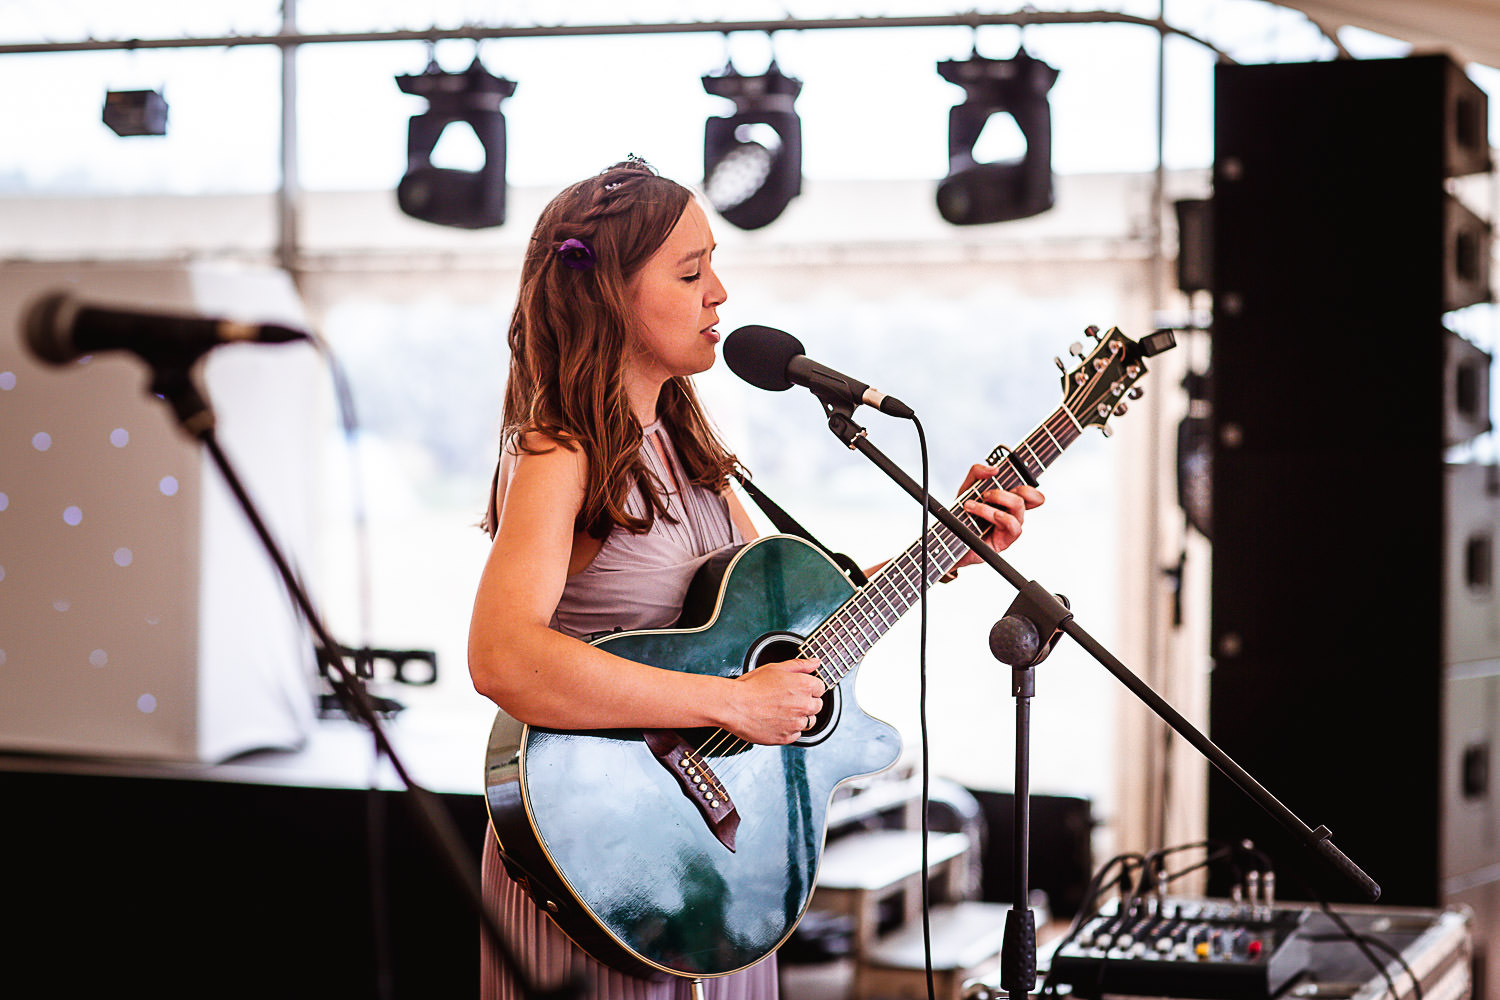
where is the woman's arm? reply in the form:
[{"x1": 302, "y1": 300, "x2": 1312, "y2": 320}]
[{"x1": 468, "y1": 443, "x2": 823, "y2": 745}]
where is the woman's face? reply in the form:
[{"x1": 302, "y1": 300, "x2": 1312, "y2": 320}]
[{"x1": 626, "y1": 198, "x2": 728, "y2": 389}]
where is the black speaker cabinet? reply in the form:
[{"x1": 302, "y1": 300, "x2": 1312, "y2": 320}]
[{"x1": 1207, "y1": 55, "x2": 1497, "y2": 910}]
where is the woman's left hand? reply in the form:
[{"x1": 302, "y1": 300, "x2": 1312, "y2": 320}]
[{"x1": 952, "y1": 464, "x2": 1045, "y2": 569}]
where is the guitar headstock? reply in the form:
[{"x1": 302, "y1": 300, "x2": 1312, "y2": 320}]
[{"x1": 1055, "y1": 326, "x2": 1176, "y2": 436}]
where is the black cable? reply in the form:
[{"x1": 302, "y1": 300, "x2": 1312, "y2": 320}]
[
  {"x1": 1267, "y1": 856, "x2": 1413, "y2": 1000},
  {"x1": 913, "y1": 414, "x2": 936, "y2": 1000},
  {"x1": 1135, "y1": 839, "x2": 1230, "y2": 900},
  {"x1": 1297, "y1": 932, "x2": 1423, "y2": 1000},
  {"x1": 1308, "y1": 894, "x2": 1417, "y2": 1000},
  {"x1": 1038, "y1": 851, "x2": 1147, "y2": 996},
  {"x1": 1155, "y1": 844, "x2": 1236, "y2": 888}
]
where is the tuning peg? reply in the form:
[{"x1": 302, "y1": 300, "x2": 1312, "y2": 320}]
[
  {"x1": 1068, "y1": 341, "x2": 1085, "y2": 357},
  {"x1": 1054, "y1": 356, "x2": 1068, "y2": 373},
  {"x1": 1128, "y1": 387, "x2": 1144, "y2": 400},
  {"x1": 1100, "y1": 425, "x2": 1114, "y2": 438},
  {"x1": 1114, "y1": 402, "x2": 1129, "y2": 417},
  {"x1": 1085, "y1": 325, "x2": 1101, "y2": 340}
]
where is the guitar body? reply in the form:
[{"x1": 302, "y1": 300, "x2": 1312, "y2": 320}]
[{"x1": 484, "y1": 535, "x2": 903, "y2": 980}]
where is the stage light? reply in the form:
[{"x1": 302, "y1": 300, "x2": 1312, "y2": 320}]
[
  {"x1": 395, "y1": 54, "x2": 516, "y2": 230},
  {"x1": 702, "y1": 61, "x2": 803, "y2": 230},
  {"x1": 936, "y1": 50, "x2": 1059, "y2": 225},
  {"x1": 103, "y1": 89, "x2": 168, "y2": 137}
]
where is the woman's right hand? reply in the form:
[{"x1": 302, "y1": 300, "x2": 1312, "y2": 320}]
[{"x1": 724, "y1": 658, "x2": 827, "y2": 745}]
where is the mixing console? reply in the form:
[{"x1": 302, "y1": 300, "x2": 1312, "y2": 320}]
[{"x1": 1046, "y1": 899, "x2": 1310, "y2": 998}]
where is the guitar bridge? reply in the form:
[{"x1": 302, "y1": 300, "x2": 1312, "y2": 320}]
[{"x1": 642, "y1": 730, "x2": 740, "y2": 852}]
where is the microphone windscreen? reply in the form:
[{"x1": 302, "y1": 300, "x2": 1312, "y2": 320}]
[
  {"x1": 22, "y1": 292, "x2": 74, "y2": 365},
  {"x1": 723, "y1": 325, "x2": 804, "y2": 392}
]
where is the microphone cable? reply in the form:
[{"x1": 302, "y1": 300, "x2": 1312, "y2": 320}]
[{"x1": 913, "y1": 414, "x2": 937, "y2": 1000}]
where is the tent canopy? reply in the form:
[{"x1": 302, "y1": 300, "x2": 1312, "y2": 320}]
[{"x1": 1279, "y1": 1, "x2": 1500, "y2": 69}]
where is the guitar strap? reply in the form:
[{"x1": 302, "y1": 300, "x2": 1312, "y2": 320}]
[{"x1": 733, "y1": 471, "x2": 868, "y2": 586}]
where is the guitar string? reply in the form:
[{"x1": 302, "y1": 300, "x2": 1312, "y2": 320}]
[
  {"x1": 687, "y1": 471, "x2": 1005, "y2": 770},
  {"x1": 685, "y1": 400, "x2": 1093, "y2": 775},
  {"x1": 681, "y1": 346, "x2": 1124, "y2": 784},
  {"x1": 684, "y1": 432, "x2": 1051, "y2": 777}
]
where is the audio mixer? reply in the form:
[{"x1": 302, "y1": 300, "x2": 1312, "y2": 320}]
[{"x1": 1046, "y1": 899, "x2": 1310, "y2": 998}]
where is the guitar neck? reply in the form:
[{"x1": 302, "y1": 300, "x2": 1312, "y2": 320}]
[{"x1": 801, "y1": 405, "x2": 1085, "y2": 679}]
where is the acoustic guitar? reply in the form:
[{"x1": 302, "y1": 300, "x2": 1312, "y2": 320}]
[{"x1": 483, "y1": 325, "x2": 1175, "y2": 981}]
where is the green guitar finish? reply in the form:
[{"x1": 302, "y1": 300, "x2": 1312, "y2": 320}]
[{"x1": 484, "y1": 535, "x2": 903, "y2": 979}]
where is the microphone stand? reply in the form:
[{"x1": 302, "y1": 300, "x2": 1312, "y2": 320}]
[
  {"x1": 987, "y1": 585, "x2": 1072, "y2": 996},
  {"x1": 146, "y1": 357, "x2": 582, "y2": 1000},
  {"x1": 810, "y1": 395, "x2": 1381, "y2": 996}
]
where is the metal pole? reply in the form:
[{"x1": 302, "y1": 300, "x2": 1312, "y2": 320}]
[
  {"x1": 0, "y1": 12, "x2": 1233, "y2": 59},
  {"x1": 278, "y1": 0, "x2": 300, "y2": 281}
]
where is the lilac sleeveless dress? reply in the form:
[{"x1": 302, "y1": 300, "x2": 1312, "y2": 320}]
[{"x1": 481, "y1": 422, "x2": 778, "y2": 1000}]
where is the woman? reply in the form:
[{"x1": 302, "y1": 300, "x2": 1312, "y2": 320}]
[{"x1": 468, "y1": 158, "x2": 1043, "y2": 999}]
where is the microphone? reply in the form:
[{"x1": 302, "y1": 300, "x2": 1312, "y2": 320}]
[
  {"x1": 23, "y1": 291, "x2": 310, "y2": 367},
  {"x1": 722, "y1": 324, "x2": 914, "y2": 418}
]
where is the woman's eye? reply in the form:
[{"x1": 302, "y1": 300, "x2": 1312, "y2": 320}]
[{"x1": 683, "y1": 272, "x2": 702, "y2": 282}]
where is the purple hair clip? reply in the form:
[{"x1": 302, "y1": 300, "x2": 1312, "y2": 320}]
[{"x1": 555, "y1": 238, "x2": 595, "y2": 271}]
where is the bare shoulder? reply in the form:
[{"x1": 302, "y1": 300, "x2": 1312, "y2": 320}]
[{"x1": 496, "y1": 431, "x2": 588, "y2": 524}]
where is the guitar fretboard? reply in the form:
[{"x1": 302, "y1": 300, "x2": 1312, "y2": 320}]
[{"x1": 801, "y1": 402, "x2": 1086, "y2": 686}]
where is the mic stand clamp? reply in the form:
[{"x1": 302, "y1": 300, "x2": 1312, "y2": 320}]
[{"x1": 813, "y1": 391, "x2": 867, "y2": 450}]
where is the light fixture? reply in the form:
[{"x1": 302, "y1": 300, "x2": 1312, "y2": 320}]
[
  {"x1": 936, "y1": 49, "x2": 1059, "y2": 225},
  {"x1": 103, "y1": 89, "x2": 168, "y2": 137},
  {"x1": 702, "y1": 60, "x2": 803, "y2": 230},
  {"x1": 395, "y1": 53, "x2": 516, "y2": 230}
]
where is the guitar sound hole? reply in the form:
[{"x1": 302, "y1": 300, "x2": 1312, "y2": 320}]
[{"x1": 747, "y1": 634, "x2": 840, "y2": 747}]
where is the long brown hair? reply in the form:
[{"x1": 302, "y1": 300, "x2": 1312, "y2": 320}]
[{"x1": 483, "y1": 158, "x2": 738, "y2": 539}]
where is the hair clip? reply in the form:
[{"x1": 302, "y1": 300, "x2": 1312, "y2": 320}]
[{"x1": 555, "y1": 238, "x2": 595, "y2": 271}]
